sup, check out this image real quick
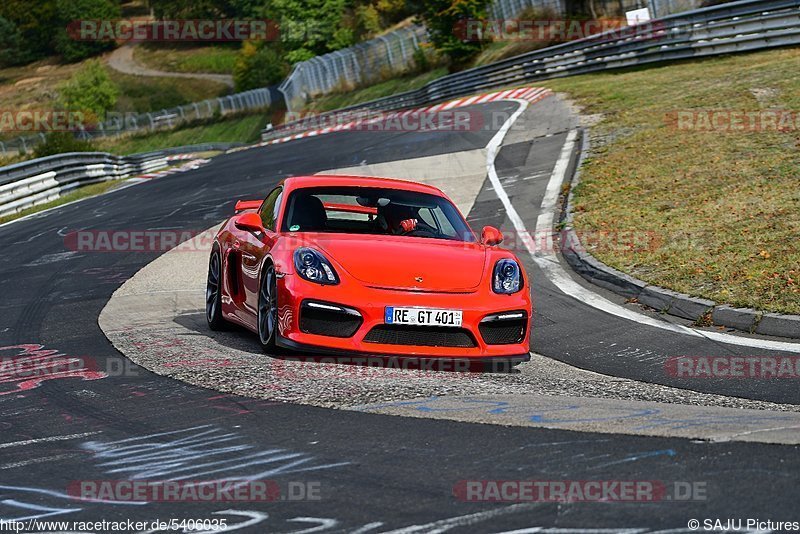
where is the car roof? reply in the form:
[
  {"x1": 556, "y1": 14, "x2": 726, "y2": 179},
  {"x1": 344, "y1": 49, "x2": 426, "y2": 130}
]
[{"x1": 281, "y1": 175, "x2": 446, "y2": 197}]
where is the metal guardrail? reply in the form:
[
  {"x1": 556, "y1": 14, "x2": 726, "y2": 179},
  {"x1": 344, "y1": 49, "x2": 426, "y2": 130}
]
[
  {"x1": 0, "y1": 151, "x2": 167, "y2": 218},
  {"x1": 1, "y1": 88, "x2": 272, "y2": 157},
  {"x1": 0, "y1": 141, "x2": 243, "y2": 219},
  {"x1": 263, "y1": 0, "x2": 800, "y2": 140}
]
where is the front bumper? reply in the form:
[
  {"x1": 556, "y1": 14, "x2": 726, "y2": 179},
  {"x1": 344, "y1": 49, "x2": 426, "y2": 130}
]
[{"x1": 276, "y1": 273, "x2": 531, "y2": 359}]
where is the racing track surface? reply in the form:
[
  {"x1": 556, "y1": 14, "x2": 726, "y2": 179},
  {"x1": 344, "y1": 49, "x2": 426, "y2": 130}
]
[{"x1": 1, "y1": 98, "x2": 799, "y2": 532}]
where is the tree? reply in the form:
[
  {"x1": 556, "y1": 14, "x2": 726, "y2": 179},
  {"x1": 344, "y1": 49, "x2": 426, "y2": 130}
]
[
  {"x1": 54, "y1": 0, "x2": 120, "y2": 62},
  {"x1": 413, "y1": 0, "x2": 488, "y2": 70},
  {"x1": 261, "y1": 0, "x2": 355, "y2": 60},
  {"x1": 0, "y1": 0, "x2": 58, "y2": 60},
  {"x1": 0, "y1": 17, "x2": 29, "y2": 66},
  {"x1": 233, "y1": 41, "x2": 289, "y2": 91},
  {"x1": 355, "y1": 4, "x2": 381, "y2": 39},
  {"x1": 59, "y1": 60, "x2": 120, "y2": 120}
]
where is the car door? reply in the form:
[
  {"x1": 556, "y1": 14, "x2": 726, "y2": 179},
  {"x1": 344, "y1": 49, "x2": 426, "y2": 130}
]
[{"x1": 237, "y1": 186, "x2": 282, "y2": 319}]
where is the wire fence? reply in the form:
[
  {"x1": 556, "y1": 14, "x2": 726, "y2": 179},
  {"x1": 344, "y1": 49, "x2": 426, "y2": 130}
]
[
  {"x1": 1, "y1": 88, "x2": 271, "y2": 158},
  {"x1": 277, "y1": 0, "x2": 710, "y2": 112},
  {"x1": 650, "y1": 0, "x2": 703, "y2": 17},
  {"x1": 278, "y1": 26, "x2": 429, "y2": 113},
  {"x1": 263, "y1": 0, "x2": 800, "y2": 141},
  {"x1": 491, "y1": 0, "x2": 702, "y2": 19},
  {"x1": 490, "y1": 0, "x2": 565, "y2": 18}
]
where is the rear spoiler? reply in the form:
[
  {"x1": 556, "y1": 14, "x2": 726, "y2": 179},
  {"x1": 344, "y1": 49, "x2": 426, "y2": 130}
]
[
  {"x1": 323, "y1": 202, "x2": 378, "y2": 215},
  {"x1": 234, "y1": 200, "x2": 263, "y2": 213}
]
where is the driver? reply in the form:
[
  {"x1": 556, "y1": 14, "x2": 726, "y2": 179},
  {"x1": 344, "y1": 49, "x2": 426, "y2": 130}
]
[{"x1": 378, "y1": 203, "x2": 419, "y2": 235}]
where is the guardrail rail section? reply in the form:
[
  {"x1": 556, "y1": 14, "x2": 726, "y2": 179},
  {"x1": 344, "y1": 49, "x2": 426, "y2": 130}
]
[
  {"x1": 0, "y1": 142, "x2": 243, "y2": 218},
  {"x1": 263, "y1": 0, "x2": 800, "y2": 140}
]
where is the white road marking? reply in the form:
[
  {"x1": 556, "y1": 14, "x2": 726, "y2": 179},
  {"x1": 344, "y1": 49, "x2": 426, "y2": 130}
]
[
  {"x1": 0, "y1": 431, "x2": 101, "y2": 449},
  {"x1": 0, "y1": 453, "x2": 79, "y2": 470},
  {"x1": 487, "y1": 99, "x2": 800, "y2": 354}
]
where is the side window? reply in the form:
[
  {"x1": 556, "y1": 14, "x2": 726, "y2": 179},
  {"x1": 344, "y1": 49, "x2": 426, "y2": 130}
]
[
  {"x1": 259, "y1": 187, "x2": 283, "y2": 231},
  {"x1": 418, "y1": 208, "x2": 437, "y2": 229}
]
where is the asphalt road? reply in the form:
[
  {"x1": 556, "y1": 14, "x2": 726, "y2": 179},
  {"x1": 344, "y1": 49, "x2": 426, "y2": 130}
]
[{"x1": 0, "y1": 99, "x2": 798, "y2": 532}]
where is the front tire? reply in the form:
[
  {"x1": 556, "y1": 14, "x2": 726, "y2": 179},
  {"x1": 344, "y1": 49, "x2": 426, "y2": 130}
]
[
  {"x1": 206, "y1": 248, "x2": 226, "y2": 330},
  {"x1": 258, "y1": 264, "x2": 278, "y2": 351}
]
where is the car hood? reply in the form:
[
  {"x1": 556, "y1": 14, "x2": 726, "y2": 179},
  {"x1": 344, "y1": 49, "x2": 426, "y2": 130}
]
[{"x1": 310, "y1": 234, "x2": 486, "y2": 292}]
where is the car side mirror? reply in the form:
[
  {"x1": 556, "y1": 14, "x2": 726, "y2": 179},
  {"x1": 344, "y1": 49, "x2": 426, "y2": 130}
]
[
  {"x1": 481, "y1": 226, "x2": 503, "y2": 246},
  {"x1": 234, "y1": 212, "x2": 265, "y2": 233}
]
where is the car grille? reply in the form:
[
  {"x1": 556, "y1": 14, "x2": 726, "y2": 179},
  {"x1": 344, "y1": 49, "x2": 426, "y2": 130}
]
[
  {"x1": 299, "y1": 301, "x2": 362, "y2": 338},
  {"x1": 364, "y1": 325, "x2": 477, "y2": 348},
  {"x1": 479, "y1": 313, "x2": 528, "y2": 345}
]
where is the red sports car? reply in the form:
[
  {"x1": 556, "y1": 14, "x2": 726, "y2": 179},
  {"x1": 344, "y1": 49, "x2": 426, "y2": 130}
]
[{"x1": 206, "y1": 175, "x2": 531, "y2": 366}]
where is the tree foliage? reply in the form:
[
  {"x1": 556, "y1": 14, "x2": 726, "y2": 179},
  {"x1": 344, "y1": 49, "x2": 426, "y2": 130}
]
[
  {"x1": 233, "y1": 41, "x2": 289, "y2": 91},
  {"x1": 54, "y1": 0, "x2": 120, "y2": 62},
  {"x1": 0, "y1": 0, "x2": 119, "y2": 63},
  {"x1": 412, "y1": 0, "x2": 488, "y2": 70},
  {"x1": 0, "y1": 16, "x2": 29, "y2": 67}
]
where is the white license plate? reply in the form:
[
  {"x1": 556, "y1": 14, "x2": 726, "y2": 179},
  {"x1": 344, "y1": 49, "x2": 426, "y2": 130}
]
[{"x1": 385, "y1": 307, "x2": 463, "y2": 327}]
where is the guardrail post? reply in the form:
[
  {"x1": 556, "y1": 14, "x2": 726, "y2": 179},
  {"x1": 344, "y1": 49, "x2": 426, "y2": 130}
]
[
  {"x1": 0, "y1": 142, "x2": 5, "y2": 157},
  {"x1": 378, "y1": 35, "x2": 394, "y2": 68},
  {"x1": 147, "y1": 113, "x2": 155, "y2": 130},
  {"x1": 217, "y1": 98, "x2": 225, "y2": 114},
  {"x1": 19, "y1": 137, "x2": 27, "y2": 154},
  {"x1": 398, "y1": 32, "x2": 408, "y2": 62}
]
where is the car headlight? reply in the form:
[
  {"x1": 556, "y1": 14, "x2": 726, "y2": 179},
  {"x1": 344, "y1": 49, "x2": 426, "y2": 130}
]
[
  {"x1": 493, "y1": 259, "x2": 521, "y2": 294},
  {"x1": 294, "y1": 247, "x2": 339, "y2": 285}
]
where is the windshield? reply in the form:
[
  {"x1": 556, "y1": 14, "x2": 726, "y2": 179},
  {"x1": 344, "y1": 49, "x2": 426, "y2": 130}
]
[{"x1": 281, "y1": 186, "x2": 474, "y2": 242}]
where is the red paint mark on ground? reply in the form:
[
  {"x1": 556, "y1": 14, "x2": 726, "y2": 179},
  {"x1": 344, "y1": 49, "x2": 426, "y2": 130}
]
[
  {"x1": 0, "y1": 344, "x2": 107, "y2": 396},
  {"x1": 163, "y1": 359, "x2": 235, "y2": 368}
]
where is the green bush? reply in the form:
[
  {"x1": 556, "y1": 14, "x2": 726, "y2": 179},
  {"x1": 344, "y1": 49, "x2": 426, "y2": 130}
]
[
  {"x1": 233, "y1": 41, "x2": 289, "y2": 91},
  {"x1": 59, "y1": 60, "x2": 120, "y2": 118},
  {"x1": 33, "y1": 132, "x2": 96, "y2": 158}
]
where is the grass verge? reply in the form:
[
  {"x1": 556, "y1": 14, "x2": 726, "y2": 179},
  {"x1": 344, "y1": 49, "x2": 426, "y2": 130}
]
[
  {"x1": 304, "y1": 68, "x2": 448, "y2": 113},
  {"x1": 541, "y1": 47, "x2": 800, "y2": 314},
  {"x1": 113, "y1": 71, "x2": 230, "y2": 112},
  {"x1": 96, "y1": 113, "x2": 266, "y2": 154},
  {"x1": 133, "y1": 44, "x2": 238, "y2": 75}
]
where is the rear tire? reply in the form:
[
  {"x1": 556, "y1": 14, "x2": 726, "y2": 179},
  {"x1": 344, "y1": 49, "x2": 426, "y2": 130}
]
[
  {"x1": 258, "y1": 264, "x2": 278, "y2": 351},
  {"x1": 206, "y1": 248, "x2": 227, "y2": 331}
]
